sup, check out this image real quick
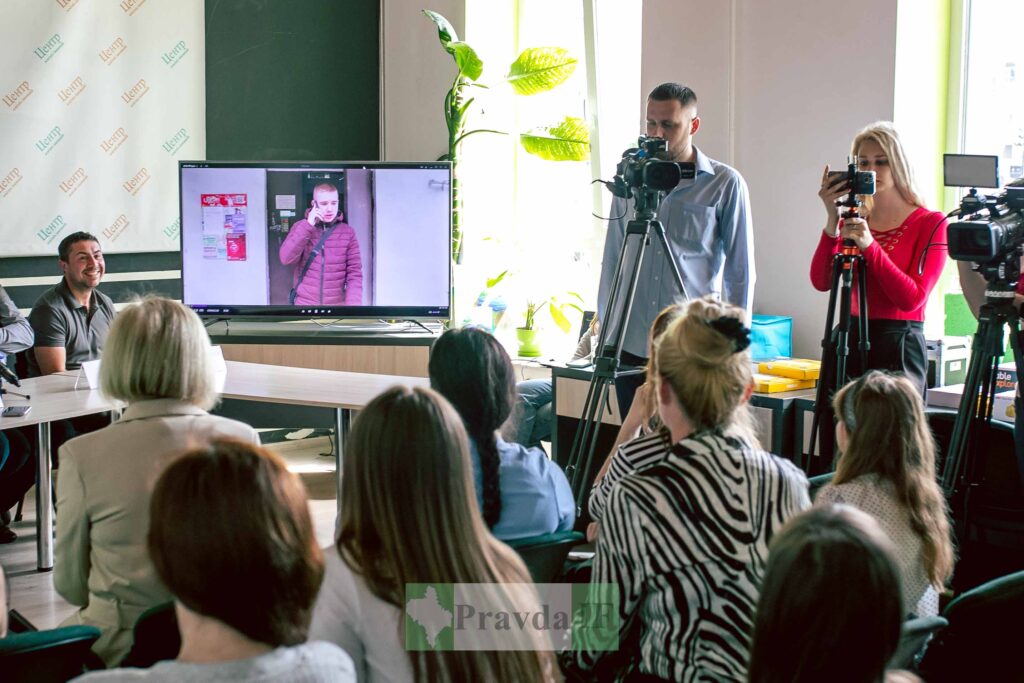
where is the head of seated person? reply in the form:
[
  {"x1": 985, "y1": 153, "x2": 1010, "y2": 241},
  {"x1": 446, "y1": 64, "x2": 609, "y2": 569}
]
[
  {"x1": 748, "y1": 505, "x2": 904, "y2": 683},
  {"x1": 428, "y1": 327, "x2": 517, "y2": 530},
  {"x1": 832, "y1": 371, "x2": 954, "y2": 591},
  {"x1": 101, "y1": 296, "x2": 217, "y2": 408},
  {"x1": 653, "y1": 296, "x2": 758, "y2": 444},
  {"x1": 147, "y1": 439, "x2": 349, "y2": 671},
  {"x1": 335, "y1": 385, "x2": 553, "y2": 679}
]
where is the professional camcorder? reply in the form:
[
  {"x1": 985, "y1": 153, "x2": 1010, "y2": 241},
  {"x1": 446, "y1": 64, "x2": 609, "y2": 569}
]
[
  {"x1": 614, "y1": 136, "x2": 696, "y2": 193},
  {"x1": 948, "y1": 182, "x2": 1024, "y2": 265}
]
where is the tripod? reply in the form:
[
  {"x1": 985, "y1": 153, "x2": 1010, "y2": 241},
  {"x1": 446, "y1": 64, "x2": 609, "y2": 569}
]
[
  {"x1": 941, "y1": 289, "x2": 1024, "y2": 530},
  {"x1": 563, "y1": 187, "x2": 688, "y2": 510}
]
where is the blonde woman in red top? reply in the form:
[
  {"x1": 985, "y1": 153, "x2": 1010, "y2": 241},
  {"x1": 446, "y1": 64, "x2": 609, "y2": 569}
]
[{"x1": 810, "y1": 121, "x2": 948, "y2": 398}]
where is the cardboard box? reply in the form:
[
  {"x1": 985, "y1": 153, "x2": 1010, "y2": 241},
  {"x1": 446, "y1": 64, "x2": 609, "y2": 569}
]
[
  {"x1": 995, "y1": 362, "x2": 1018, "y2": 394},
  {"x1": 992, "y1": 390, "x2": 1017, "y2": 422},
  {"x1": 757, "y1": 358, "x2": 821, "y2": 381},
  {"x1": 926, "y1": 383, "x2": 1016, "y2": 423},
  {"x1": 752, "y1": 373, "x2": 816, "y2": 393}
]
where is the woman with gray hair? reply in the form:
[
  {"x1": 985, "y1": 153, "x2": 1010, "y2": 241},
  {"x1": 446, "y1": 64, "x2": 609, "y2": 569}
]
[{"x1": 54, "y1": 296, "x2": 258, "y2": 666}]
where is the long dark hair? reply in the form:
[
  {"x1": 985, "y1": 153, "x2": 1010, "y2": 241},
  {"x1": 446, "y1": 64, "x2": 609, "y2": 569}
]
[{"x1": 428, "y1": 327, "x2": 515, "y2": 529}]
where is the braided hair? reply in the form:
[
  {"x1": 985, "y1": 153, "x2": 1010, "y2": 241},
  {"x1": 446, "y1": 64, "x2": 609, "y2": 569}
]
[{"x1": 428, "y1": 327, "x2": 515, "y2": 529}]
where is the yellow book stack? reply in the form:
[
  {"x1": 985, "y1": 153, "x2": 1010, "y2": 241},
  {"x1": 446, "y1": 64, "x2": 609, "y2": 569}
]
[
  {"x1": 752, "y1": 373, "x2": 816, "y2": 393},
  {"x1": 757, "y1": 358, "x2": 821, "y2": 381}
]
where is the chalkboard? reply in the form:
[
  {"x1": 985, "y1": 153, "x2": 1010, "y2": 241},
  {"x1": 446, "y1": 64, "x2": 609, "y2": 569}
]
[{"x1": 205, "y1": 0, "x2": 380, "y2": 161}]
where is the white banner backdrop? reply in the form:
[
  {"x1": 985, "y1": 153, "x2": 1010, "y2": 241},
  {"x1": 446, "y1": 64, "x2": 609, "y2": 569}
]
[{"x1": 0, "y1": 0, "x2": 204, "y2": 257}]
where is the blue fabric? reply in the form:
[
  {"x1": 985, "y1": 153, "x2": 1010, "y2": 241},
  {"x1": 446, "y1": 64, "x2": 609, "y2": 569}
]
[
  {"x1": 512, "y1": 379, "x2": 554, "y2": 448},
  {"x1": 598, "y1": 147, "x2": 754, "y2": 358},
  {"x1": 0, "y1": 432, "x2": 8, "y2": 472},
  {"x1": 468, "y1": 436, "x2": 576, "y2": 541},
  {"x1": 750, "y1": 314, "x2": 793, "y2": 360}
]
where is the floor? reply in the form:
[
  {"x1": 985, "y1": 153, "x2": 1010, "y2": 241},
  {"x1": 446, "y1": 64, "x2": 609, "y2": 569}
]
[{"x1": 1, "y1": 435, "x2": 339, "y2": 631}]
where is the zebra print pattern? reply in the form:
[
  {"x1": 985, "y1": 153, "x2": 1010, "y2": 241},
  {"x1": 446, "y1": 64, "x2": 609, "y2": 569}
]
[
  {"x1": 588, "y1": 427, "x2": 672, "y2": 522},
  {"x1": 576, "y1": 430, "x2": 810, "y2": 682}
]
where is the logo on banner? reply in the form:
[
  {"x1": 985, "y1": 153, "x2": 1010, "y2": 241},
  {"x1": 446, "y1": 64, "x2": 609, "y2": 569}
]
[
  {"x1": 123, "y1": 168, "x2": 150, "y2": 196},
  {"x1": 58, "y1": 0, "x2": 80, "y2": 10},
  {"x1": 36, "y1": 126, "x2": 65, "y2": 156},
  {"x1": 163, "y1": 217, "x2": 180, "y2": 239},
  {"x1": 104, "y1": 214, "x2": 129, "y2": 242},
  {"x1": 121, "y1": 78, "x2": 149, "y2": 107},
  {"x1": 37, "y1": 215, "x2": 67, "y2": 245},
  {"x1": 162, "y1": 128, "x2": 190, "y2": 155},
  {"x1": 59, "y1": 167, "x2": 88, "y2": 197},
  {"x1": 162, "y1": 41, "x2": 188, "y2": 68},
  {"x1": 35, "y1": 34, "x2": 64, "y2": 63},
  {"x1": 58, "y1": 76, "x2": 86, "y2": 106},
  {"x1": 99, "y1": 37, "x2": 127, "y2": 65},
  {"x1": 101, "y1": 127, "x2": 128, "y2": 155},
  {"x1": 0, "y1": 168, "x2": 22, "y2": 198},
  {"x1": 3, "y1": 82, "x2": 33, "y2": 111},
  {"x1": 120, "y1": 0, "x2": 146, "y2": 16}
]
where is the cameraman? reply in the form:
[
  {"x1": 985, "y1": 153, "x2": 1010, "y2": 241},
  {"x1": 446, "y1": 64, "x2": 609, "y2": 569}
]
[
  {"x1": 598, "y1": 82, "x2": 754, "y2": 417},
  {"x1": 810, "y1": 122, "x2": 948, "y2": 463}
]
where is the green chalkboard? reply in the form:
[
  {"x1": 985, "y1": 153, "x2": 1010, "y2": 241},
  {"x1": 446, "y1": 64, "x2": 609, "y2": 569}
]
[{"x1": 205, "y1": 0, "x2": 379, "y2": 161}]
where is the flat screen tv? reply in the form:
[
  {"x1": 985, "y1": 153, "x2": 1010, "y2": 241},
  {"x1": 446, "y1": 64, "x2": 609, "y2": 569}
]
[{"x1": 179, "y1": 161, "x2": 452, "y2": 320}]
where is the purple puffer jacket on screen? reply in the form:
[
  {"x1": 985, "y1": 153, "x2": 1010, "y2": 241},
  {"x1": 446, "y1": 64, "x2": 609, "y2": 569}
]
[{"x1": 279, "y1": 212, "x2": 363, "y2": 306}]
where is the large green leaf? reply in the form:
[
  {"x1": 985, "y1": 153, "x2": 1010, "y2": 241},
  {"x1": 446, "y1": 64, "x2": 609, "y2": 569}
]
[
  {"x1": 506, "y1": 47, "x2": 577, "y2": 96},
  {"x1": 520, "y1": 116, "x2": 590, "y2": 161},
  {"x1": 451, "y1": 42, "x2": 483, "y2": 81},
  {"x1": 423, "y1": 10, "x2": 459, "y2": 49}
]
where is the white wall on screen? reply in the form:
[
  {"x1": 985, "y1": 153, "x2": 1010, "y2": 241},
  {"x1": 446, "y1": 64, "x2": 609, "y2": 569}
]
[{"x1": 180, "y1": 167, "x2": 269, "y2": 306}]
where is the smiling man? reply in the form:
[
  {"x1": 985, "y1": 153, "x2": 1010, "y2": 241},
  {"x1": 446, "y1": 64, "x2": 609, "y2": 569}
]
[{"x1": 28, "y1": 231, "x2": 116, "y2": 377}]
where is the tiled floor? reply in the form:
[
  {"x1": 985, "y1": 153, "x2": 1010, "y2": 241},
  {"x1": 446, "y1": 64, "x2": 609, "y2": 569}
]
[{"x1": 0, "y1": 436, "x2": 339, "y2": 630}]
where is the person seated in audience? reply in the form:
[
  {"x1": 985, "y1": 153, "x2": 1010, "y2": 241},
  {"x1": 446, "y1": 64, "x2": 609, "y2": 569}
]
[
  {"x1": 566, "y1": 296, "x2": 810, "y2": 682},
  {"x1": 73, "y1": 440, "x2": 355, "y2": 682},
  {"x1": 55, "y1": 297, "x2": 259, "y2": 666},
  {"x1": 748, "y1": 505, "x2": 920, "y2": 683},
  {"x1": 587, "y1": 303, "x2": 684, "y2": 535},
  {"x1": 0, "y1": 284, "x2": 36, "y2": 543},
  {"x1": 429, "y1": 326, "x2": 575, "y2": 540},
  {"x1": 309, "y1": 386, "x2": 558, "y2": 682},
  {"x1": 814, "y1": 370, "x2": 955, "y2": 617}
]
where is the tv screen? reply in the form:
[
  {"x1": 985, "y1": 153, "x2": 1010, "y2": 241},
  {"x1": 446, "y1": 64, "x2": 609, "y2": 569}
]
[{"x1": 179, "y1": 161, "x2": 452, "y2": 319}]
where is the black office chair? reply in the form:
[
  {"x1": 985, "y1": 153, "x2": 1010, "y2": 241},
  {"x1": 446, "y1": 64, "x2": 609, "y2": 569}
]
[
  {"x1": 505, "y1": 530, "x2": 585, "y2": 583},
  {"x1": 917, "y1": 570, "x2": 1024, "y2": 681},
  {"x1": 118, "y1": 601, "x2": 179, "y2": 669},
  {"x1": 0, "y1": 623, "x2": 104, "y2": 681},
  {"x1": 889, "y1": 614, "x2": 947, "y2": 671}
]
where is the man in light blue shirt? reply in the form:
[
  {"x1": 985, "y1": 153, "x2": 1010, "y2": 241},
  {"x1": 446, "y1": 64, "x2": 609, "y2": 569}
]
[{"x1": 598, "y1": 83, "x2": 755, "y2": 414}]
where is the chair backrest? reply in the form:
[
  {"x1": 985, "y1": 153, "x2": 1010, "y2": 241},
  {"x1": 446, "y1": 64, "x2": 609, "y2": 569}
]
[
  {"x1": 918, "y1": 570, "x2": 1024, "y2": 681},
  {"x1": 119, "y1": 600, "x2": 180, "y2": 669},
  {"x1": 888, "y1": 614, "x2": 947, "y2": 671},
  {"x1": 808, "y1": 472, "x2": 833, "y2": 500},
  {"x1": 0, "y1": 624, "x2": 104, "y2": 681},
  {"x1": 505, "y1": 530, "x2": 585, "y2": 583}
]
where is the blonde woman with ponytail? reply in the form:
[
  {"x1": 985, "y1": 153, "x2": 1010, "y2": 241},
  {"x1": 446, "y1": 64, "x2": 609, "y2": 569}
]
[
  {"x1": 568, "y1": 296, "x2": 810, "y2": 682},
  {"x1": 815, "y1": 371, "x2": 955, "y2": 617}
]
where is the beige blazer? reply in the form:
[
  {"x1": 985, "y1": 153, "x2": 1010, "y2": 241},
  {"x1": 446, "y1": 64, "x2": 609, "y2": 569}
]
[{"x1": 54, "y1": 398, "x2": 259, "y2": 662}]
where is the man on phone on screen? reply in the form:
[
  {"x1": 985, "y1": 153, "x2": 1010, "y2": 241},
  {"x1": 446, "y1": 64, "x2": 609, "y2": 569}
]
[{"x1": 279, "y1": 182, "x2": 363, "y2": 306}]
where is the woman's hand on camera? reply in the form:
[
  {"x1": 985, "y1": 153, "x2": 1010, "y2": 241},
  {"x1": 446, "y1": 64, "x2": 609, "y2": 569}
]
[
  {"x1": 819, "y1": 165, "x2": 846, "y2": 237},
  {"x1": 840, "y1": 216, "x2": 874, "y2": 250}
]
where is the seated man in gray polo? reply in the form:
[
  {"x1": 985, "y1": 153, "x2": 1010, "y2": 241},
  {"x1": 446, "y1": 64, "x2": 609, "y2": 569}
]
[{"x1": 28, "y1": 231, "x2": 116, "y2": 377}]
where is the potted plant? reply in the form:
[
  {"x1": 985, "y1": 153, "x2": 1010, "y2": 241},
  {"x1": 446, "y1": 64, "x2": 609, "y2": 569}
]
[{"x1": 516, "y1": 294, "x2": 584, "y2": 358}]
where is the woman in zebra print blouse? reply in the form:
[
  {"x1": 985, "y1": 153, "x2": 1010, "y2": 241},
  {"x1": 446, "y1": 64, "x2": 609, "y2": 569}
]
[{"x1": 568, "y1": 297, "x2": 810, "y2": 682}]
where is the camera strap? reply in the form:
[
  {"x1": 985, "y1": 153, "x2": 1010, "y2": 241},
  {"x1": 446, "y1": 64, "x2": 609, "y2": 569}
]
[{"x1": 289, "y1": 224, "x2": 337, "y2": 304}]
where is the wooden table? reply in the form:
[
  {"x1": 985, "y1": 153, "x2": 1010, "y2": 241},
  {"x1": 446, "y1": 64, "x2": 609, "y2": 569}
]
[{"x1": 0, "y1": 361, "x2": 427, "y2": 571}]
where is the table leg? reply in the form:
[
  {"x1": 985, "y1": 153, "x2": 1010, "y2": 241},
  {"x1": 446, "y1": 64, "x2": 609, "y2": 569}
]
[
  {"x1": 36, "y1": 422, "x2": 53, "y2": 572},
  {"x1": 334, "y1": 408, "x2": 350, "y2": 511}
]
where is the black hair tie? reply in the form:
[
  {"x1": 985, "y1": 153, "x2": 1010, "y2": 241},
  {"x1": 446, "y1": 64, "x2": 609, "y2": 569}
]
[{"x1": 706, "y1": 316, "x2": 751, "y2": 354}]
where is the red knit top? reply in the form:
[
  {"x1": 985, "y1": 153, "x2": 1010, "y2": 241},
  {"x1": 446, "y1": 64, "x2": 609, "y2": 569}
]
[{"x1": 809, "y1": 207, "x2": 948, "y2": 321}]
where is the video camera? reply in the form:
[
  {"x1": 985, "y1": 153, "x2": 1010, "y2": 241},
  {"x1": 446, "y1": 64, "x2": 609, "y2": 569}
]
[
  {"x1": 944, "y1": 154, "x2": 1024, "y2": 270},
  {"x1": 609, "y1": 136, "x2": 696, "y2": 197}
]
